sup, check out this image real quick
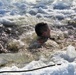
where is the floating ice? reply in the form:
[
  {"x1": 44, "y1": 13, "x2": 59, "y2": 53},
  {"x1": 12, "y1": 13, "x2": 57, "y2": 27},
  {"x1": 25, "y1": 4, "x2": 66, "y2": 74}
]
[
  {"x1": 66, "y1": 45, "x2": 76, "y2": 59},
  {"x1": 0, "y1": 0, "x2": 75, "y2": 20},
  {"x1": 25, "y1": 0, "x2": 36, "y2": 3},
  {"x1": 0, "y1": 9, "x2": 9, "y2": 15},
  {"x1": 0, "y1": 18, "x2": 15, "y2": 26},
  {"x1": 0, "y1": 45, "x2": 76, "y2": 75},
  {"x1": 0, "y1": 1, "x2": 3, "y2": 6},
  {"x1": 53, "y1": 2, "x2": 70, "y2": 9},
  {"x1": 38, "y1": 7, "x2": 48, "y2": 14},
  {"x1": 29, "y1": 9, "x2": 38, "y2": 15}
]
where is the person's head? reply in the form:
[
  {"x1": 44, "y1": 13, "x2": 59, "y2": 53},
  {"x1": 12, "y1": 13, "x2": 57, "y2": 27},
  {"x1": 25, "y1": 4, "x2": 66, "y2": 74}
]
[{"x1": 35, "y1": 22, "x2": 50, "y2": 38}]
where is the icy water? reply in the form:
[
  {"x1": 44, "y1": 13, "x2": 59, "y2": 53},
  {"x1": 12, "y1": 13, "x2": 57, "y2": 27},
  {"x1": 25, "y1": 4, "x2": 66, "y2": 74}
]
[{"x1": 0, "y1": 0, "x2": 76, "y2": 75}]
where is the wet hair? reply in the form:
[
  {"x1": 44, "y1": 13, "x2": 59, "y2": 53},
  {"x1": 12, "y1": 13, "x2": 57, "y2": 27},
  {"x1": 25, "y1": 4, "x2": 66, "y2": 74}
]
[{"x1": 35, "y1": 22, "x2": 48, "y2": 37}]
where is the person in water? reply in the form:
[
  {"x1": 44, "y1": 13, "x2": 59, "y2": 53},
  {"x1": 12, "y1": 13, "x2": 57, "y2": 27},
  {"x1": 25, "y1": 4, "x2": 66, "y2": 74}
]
[{"x1": 29, "y1": 22, "x2": 54, "y2": 49}]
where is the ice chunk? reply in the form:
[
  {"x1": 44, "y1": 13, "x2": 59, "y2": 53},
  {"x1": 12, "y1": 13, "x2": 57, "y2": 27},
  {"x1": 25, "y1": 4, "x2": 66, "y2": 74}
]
[
  {"x1": 0, "y1": 9, "x2": 8, "y2": 15},
  {"x1": 0, "y1": 18, "x2": 15, "y2": 27},
  {"x1": 66, "y1": 45, "x2": 76, "y2": 59},
  {"x1": 53, "y1": 2, "x2": 70, "y2": 9},
  {"x1": 26, "y1": 0, "x2": 36, "y2": 4},
  {"x1": 0, "y1": 1, "x2": 3, "y2": 6},
  {"x1": 67, "y1": 64, "x2": 74, "y2": 75},
  {"x1": 29, "y1": 9, "x2": 38, "y2": 15},
  {"x1": 38, "y1": 7, "x2": 48, "y2": 14}
]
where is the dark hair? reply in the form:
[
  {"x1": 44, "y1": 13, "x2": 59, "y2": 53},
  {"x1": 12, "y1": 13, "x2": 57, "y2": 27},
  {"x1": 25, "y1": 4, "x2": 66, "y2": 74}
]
[{"x1": 35, "y1": 22, "x2": 48, "y2": 37}]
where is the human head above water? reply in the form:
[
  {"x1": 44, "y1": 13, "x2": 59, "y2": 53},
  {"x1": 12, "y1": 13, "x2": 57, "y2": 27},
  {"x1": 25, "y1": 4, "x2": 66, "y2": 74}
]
[{"x1": 35, "y1": 22, "x2": 50, "y2": 38}]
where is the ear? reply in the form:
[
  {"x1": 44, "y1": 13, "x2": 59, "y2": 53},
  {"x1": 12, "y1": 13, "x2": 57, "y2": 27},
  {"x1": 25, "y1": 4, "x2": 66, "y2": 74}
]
[{"x1": 42, "y1": 32, "x2": 47, "y2": 36}]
